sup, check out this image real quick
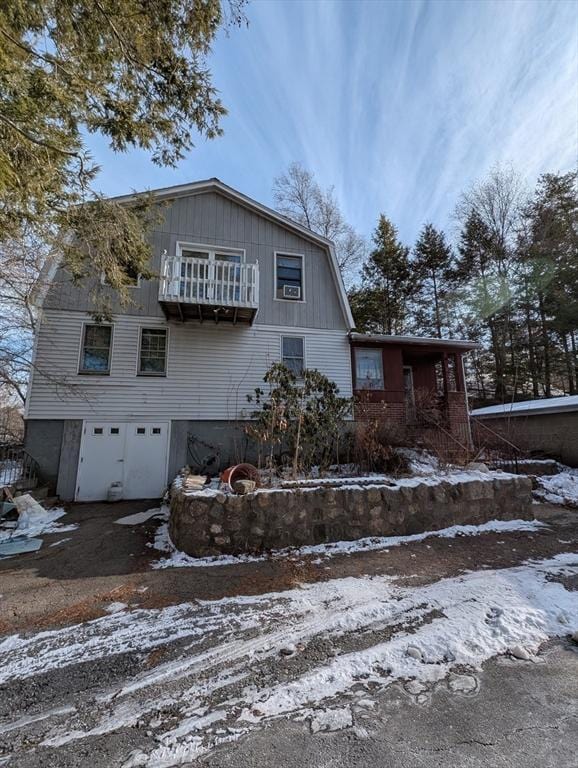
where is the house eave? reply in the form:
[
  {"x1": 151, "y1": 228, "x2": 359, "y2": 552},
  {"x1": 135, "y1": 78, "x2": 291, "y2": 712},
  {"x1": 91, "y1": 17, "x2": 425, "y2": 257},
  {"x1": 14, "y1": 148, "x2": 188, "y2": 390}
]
[{"x1": 349, "y1": 332, "x2": 481, "y2": 351}]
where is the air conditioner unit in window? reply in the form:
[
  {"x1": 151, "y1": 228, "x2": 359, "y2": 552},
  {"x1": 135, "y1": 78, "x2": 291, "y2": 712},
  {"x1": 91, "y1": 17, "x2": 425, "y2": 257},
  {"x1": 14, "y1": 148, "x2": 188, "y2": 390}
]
[{"x1": 283, "y1": 285, "x2": 301, "y2": 299}]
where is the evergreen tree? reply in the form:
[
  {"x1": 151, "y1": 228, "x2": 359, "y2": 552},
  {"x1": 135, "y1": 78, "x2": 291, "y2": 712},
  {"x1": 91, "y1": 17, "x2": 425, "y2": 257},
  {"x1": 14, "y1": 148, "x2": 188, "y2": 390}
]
[
  {"x1": 412, "y1": 223, "x2": 454, "y2": 338},
  {"x1": 353, "y1": 215, "x2": 411, "y2": 335},
  {"x1": 0, "y1": 0, "x2": 246, "y2": 304}
]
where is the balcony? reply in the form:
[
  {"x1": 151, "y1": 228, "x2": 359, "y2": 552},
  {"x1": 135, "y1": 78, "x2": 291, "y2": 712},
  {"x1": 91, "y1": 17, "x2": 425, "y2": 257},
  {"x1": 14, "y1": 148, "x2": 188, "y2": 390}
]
[{"x1": 159, "y1": 253, "x2": 259, "y2": 324}]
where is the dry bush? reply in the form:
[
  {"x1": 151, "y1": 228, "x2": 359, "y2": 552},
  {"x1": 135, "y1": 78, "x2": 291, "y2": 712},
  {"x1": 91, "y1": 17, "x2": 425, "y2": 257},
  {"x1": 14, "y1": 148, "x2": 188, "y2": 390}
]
[{"x1": 353, "y1": 419, "x2": 410, "y2": 475}]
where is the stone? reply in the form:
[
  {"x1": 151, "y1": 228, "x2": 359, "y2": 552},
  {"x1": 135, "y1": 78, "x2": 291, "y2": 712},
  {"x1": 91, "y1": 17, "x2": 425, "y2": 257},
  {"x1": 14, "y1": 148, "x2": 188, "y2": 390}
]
[
  {"x1": 510, "y1": 645, "x2": 531, "y2": 661},
  {"x1": 256, "y1": 492, "x2": 271, "y2": 509},
  {"x1": 404, "y1": 679, "x2": 428, "y2": 695},
  {"x1": 466, "y1": 462, "x2": 490, "y2": 473},
  {"x1": 213, "y1": 535, "x2": 231, "y2": 547},
  {"x1": 571, "y1": 630, "x2": 578, "y2": 644},
  {"x1": 448, "y1": 674, "x2": 478, "y2": 693},
  {"x1": 280, "y1": 643, "x2": 296, "y2": 656},
  {"x1": 233, "y1": 479, "x2": 256, "y2": 495},
  {"x1": 209, "y1": 523, "x2": 222, "y2": 535},
  {"x1": 406, "y1": 645, "x2": 423, "y2": 661}
]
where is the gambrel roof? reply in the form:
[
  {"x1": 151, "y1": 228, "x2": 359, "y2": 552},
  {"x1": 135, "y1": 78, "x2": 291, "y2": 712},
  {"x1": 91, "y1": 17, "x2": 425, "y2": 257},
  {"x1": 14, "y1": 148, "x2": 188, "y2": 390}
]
[{"x1": 111, "y1": 177, "x2": 355, "y2": 329}]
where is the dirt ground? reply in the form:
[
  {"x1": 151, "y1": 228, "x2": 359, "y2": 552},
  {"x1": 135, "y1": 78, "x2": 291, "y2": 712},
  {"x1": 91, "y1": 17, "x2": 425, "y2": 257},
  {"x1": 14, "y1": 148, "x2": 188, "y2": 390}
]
[
  {"x1": 0, "y1": 499, "x2": 577, "y2": 635},
  {"x1": 0, "y1": 498, "x2": 577, "y2": 768}
]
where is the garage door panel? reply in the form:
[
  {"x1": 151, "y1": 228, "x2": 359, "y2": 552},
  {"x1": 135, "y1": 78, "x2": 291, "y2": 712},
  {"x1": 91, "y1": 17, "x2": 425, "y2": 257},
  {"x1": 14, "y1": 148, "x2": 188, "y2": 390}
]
[
  {"x1": 124, "y1": 422, "x2": 169, "y2": 499},
  {"x1": 76, "y1": 421, "x2": 169, "y2": 501}
]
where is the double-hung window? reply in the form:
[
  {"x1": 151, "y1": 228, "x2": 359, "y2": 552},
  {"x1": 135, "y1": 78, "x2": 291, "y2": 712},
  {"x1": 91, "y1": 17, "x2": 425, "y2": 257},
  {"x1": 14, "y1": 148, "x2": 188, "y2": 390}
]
[
  {"x1": 79, "y1": 324, "x2": 112, "y2": 374},
  {"x1": 138, "y1": 328, "x2": 167, "y2": 376},
  {"x1": 354, "y1": 348, "x2": 384, "y2": 390},
  {"x1": 275, "y1": 253, "x2": 303, "y2": 300},
  {"x1": 282, "y1": 336, "x2": 305, "y2": 377}
]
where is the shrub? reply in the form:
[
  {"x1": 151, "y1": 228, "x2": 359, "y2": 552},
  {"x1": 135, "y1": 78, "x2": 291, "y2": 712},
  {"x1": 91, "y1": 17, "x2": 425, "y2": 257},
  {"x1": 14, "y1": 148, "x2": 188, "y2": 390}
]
[
  {"x1": 246, "y1": 363, "x2": 351, "y2": 476},
  {"x1": 353, "y1": 419, "x2": 410, "y2": 475}
]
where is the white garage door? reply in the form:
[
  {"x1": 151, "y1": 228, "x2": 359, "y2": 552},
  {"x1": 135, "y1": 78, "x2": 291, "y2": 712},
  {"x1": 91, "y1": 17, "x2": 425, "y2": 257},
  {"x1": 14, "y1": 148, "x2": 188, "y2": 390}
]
[{"x1": 76, "y1": 421, "x2": 170, "y2": 501}]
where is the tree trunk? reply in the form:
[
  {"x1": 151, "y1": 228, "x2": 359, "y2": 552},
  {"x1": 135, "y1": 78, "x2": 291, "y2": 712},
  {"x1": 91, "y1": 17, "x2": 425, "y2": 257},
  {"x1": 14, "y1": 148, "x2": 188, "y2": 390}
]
[
  {"x1": 523, "y1": 290, "x2": 539, "y2": 397},
  {"x1": 537, "y1": 292, "x2": 552, "y2": 397},
  {"x1": 561, "y1": 333, "x2": 576, "y2": 394}
]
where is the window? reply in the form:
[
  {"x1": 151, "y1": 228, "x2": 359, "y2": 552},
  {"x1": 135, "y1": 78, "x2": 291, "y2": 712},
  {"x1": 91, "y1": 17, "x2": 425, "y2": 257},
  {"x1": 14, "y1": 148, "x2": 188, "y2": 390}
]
[
  {"x1": 152, "y1": 427, "x2": 161, "y2": 435},
  {"x1": 138, "y1": 328, "x2": 167, "y2": 376},
  {"x1": 355, "y1": 348, "x2": 384, "y2": 390},
  {"x1": 93, "y1": 427, "x2": 103, "y2": 435},
  {"x1": 282, "y1": 336, "x2": 305, "y2": 377},
  {"x1": 79, "y1": 325, "x2": 112, "y2": 374},
  {"x1": 275, "y1": 253, "x2": 303, "y2": 300},
  {"x1": 136, "y1": 427, "x2": 146, "y2": 435},
  {"x1": 110, "y1": 427, "x2": 120, "y2": 435}
]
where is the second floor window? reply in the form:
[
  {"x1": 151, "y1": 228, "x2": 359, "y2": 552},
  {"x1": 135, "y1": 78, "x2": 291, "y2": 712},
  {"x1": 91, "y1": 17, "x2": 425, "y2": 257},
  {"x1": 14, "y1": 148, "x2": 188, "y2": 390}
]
[
  {"x1": 79, "y1": 324, "x2": 112, "y2": 374},
  {"x1": 138, "y1": 328, "x2": 167, "y2": 376},
  {"x1": 276, "y1": 253, "x2": 303, "y2": 300},
  {"x1": 355, "y1": 348, "x2": 384, "y2": 390}
]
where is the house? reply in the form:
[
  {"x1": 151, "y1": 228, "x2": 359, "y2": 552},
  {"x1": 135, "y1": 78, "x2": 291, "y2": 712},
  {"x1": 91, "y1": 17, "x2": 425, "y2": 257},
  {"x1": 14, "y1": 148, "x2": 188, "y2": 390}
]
[
  {"x1": 350, "y1": 333, "x2": 478, "y2": 456},
  {"x1": 24, "y1": 179, "x2": 354, "y2": 501},
  {"x1": 471, "y1": 396, "x2": 578, "y2": 467},
  {"x1": 23, "y1": 179, "x2": 479, "y2": 501}
]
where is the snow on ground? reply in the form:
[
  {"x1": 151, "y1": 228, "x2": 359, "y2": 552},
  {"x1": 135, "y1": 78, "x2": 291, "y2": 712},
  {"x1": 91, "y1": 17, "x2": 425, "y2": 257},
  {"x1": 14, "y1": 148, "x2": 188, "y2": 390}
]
[
  {"x1": 2, "y1": 553, "x2": 575, "y2": 767},
  {"x1": 151, "y1": 515, "x2": 546, "y2": 569},
  {"x1": 534, "y1": 466, "x2": 578, "y2": 507}
]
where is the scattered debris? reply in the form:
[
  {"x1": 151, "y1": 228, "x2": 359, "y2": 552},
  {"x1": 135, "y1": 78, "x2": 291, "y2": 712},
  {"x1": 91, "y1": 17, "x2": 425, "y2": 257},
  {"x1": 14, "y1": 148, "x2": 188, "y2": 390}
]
[
  {"x1": 115, "y1": 508, "x2": 165, "y2": 526},
  {"x1": 0, "y1": 538, "x2": 43, "y2": 558}
]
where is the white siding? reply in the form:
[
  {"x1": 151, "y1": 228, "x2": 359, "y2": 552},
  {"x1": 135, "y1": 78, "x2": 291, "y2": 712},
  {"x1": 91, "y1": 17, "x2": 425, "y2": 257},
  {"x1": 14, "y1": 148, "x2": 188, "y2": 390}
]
[{"x1": 27, "y1": 310, "x2": 353, "y2": 420}]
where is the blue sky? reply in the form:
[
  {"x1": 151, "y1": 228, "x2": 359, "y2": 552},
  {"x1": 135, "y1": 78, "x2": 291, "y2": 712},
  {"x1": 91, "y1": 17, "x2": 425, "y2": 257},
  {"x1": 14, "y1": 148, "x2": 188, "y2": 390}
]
[{"x1": 89, "y1": 0, "x2": 578, "y2": 247}]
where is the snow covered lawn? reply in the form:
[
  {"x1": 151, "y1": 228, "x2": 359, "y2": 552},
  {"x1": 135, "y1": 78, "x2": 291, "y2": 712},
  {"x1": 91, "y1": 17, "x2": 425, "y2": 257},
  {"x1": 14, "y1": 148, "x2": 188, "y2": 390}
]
[
  {"x1": 1, "y1": 552, "x2": 576, "y2": 767},
  {"x1": 534, "y1": 466, "x2": 578, "y2": 507}
]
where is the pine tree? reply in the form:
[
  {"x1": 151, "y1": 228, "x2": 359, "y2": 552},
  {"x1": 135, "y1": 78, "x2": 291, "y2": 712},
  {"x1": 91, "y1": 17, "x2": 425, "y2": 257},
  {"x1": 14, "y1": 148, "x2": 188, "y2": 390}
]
[
  {"x1": 354, "y1": 215, "x2": 411, "y2": 335},
  {"x1": 0, "y1": 0, "x2": 246, "y2": 303},
  {"x1": 412, "y1": 223, "x2": 454, "y2": 338}
]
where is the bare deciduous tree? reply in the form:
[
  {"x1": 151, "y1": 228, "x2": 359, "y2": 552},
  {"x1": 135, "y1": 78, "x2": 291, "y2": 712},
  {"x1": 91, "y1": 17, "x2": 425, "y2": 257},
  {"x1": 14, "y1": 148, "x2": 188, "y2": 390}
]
[{"x1": 273, "y1": 163, "x2": 365, "y2": 282}]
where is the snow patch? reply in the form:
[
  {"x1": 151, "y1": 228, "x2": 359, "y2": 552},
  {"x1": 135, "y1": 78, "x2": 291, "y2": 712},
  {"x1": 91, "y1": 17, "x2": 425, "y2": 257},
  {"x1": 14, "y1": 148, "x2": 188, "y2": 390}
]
[{"x1": 534, "y1": 466, "x2": 578, "y2": 507}]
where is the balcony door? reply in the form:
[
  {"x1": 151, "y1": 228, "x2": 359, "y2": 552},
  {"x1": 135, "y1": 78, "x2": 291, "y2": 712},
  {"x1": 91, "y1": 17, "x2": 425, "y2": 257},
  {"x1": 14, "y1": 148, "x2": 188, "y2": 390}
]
[{"x1": 178, "y1": 247, "x2": 243, "y2": 304}]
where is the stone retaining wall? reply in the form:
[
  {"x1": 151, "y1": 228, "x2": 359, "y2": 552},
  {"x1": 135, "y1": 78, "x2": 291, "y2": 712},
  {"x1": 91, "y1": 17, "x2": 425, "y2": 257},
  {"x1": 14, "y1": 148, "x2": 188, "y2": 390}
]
[{"x1": 169, "y1": 473, "x2": 533, "y2": 558}]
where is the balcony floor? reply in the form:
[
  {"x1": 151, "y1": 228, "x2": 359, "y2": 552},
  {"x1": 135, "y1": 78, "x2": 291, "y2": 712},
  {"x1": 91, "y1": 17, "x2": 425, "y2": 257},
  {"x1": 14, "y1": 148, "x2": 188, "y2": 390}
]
[{"x1": 160, "y1": 300, "x2": 258, "y2": 324}]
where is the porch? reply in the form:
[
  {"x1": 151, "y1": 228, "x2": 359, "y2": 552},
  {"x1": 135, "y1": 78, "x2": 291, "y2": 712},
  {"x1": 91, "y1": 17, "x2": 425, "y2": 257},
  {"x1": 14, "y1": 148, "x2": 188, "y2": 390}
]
[
  {"x1": 350, "y1": 333, "x2": 479, "y2": 455},
  {"x1": 158, "y1": 251, "x2": 259, "y2": 324}
]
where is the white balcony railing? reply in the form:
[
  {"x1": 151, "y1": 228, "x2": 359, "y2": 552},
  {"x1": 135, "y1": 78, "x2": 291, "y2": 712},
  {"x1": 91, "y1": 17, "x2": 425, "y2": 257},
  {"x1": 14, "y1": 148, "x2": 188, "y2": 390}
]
[{"x1": 159, "y1": 253, "x2": 259, "y2": 309}]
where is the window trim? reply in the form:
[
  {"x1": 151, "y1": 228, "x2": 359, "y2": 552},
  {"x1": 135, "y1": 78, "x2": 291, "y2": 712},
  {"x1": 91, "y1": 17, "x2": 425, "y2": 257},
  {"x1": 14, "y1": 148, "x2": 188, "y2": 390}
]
[
  {"x1": 175, "y1": 241, "x2": 246, "y2": 264},
  {"x1": 274, "y1": 251, "x2": 306, "y2": 303},
  {"x1": 280, "y1": 334, "x2": 306, "y2": 378},
  {"x1": 78, "y1": 322, "x2": 114, "y2": 376},
  {"x1": 354, "y1": 346, "x2": 385, "y2": 391},
  {"x1": 136, "y1": 326, "x2": 169, "y2": 377}
]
